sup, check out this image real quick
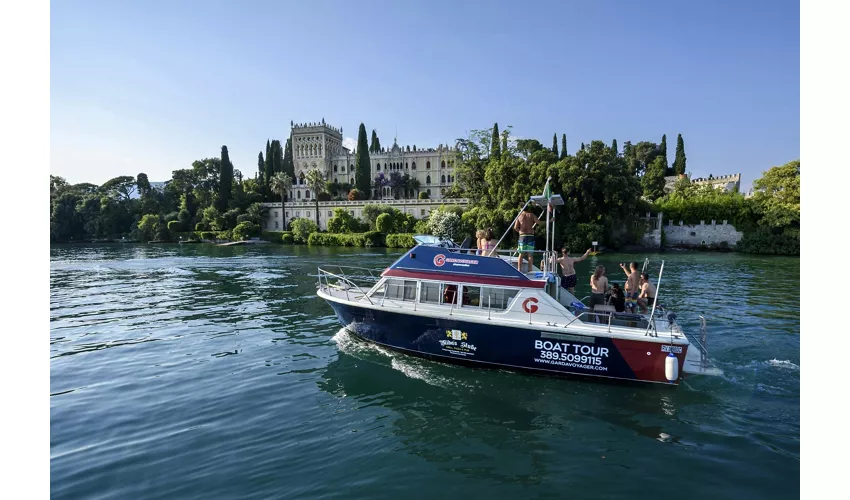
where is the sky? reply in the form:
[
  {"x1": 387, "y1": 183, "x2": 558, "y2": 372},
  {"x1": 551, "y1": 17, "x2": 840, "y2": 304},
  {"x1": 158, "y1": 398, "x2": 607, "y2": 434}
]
[{"x1": 50, "y1": 0, "x2": 800, "y2": 191}]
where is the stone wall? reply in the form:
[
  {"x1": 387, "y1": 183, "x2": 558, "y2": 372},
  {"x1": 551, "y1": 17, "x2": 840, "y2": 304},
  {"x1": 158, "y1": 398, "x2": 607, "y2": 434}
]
[{"x1": 664, "y1": 219, "x2": 743, "y2": 249}]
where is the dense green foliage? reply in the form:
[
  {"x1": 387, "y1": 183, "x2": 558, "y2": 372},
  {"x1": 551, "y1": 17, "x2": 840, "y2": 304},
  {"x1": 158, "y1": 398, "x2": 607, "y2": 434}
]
[
  {"x1": 307, "y1": 231, "x2": 383, "y2": 247},
  {"x1": 385, "y1": 233, "x2": 418, "y2": 248},
  {"x1": 490, "y1": 123, "x2": 500, "y2": 159},
  {"x1": 289, "y1": 218, "x2": 318, "y2": 243}
]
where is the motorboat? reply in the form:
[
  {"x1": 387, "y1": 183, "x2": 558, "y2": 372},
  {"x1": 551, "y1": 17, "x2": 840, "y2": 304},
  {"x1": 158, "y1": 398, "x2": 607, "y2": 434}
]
[{"x1": 317, "y1": 182, "x2": 722, "y2": 386}]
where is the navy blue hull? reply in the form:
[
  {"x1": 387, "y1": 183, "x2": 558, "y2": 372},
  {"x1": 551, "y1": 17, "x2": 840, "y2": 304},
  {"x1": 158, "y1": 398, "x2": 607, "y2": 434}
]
[{"x1": 325, "y1": 298, "x2": 679, "y2": 385}]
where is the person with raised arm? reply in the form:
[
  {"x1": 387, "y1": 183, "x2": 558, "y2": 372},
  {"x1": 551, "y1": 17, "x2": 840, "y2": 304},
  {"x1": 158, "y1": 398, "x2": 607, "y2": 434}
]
[
  {"x1": 619, "y1": 261, "x2": 641, "y2": 312},
  {"x1": 557, "y1": 247, "x2": 591, "y2": 295}
]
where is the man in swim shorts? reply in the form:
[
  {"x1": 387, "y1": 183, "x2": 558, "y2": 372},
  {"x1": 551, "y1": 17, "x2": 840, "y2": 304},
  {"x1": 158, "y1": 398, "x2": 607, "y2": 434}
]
[
  {"x1": 619, "y1": 261, "x2": 640, "y2": 313},
  {"x1": 557, "y1": 246, "x2": 591, "y2": 295},
  {"x1": 513, "y1": 206, "x2": 539, "y2": 272}
]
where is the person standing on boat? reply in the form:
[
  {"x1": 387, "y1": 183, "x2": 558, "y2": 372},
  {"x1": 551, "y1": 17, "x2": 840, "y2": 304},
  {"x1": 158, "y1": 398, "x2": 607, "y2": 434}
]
[
  {"x1": 619, "y1": 261, "x2": 641, "y2": 312},
  {"x1": 557, "y1": 247, "x2": 591, "y2": 295},
  {"x1": 475, "y1": 229, "x2": 486, "y2": 255},
  {"x1": 589, "y1": 265, "x2": 608, "y2": 308},
  {"x1": 637, "y1": 272, "x2": 657, "y2": 313},
  {"x1": 513, "y1": 206, "x2": 539, "y2": 272},
  {"x1": 482, "y1": 228, "x2": 498, "y2": 257}
]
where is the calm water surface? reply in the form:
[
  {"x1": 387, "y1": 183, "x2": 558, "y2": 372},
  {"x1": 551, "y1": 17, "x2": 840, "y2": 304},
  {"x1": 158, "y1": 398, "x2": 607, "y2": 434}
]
[{"x1": 50, "y1": 244, "x2": 800, "y2": 499}]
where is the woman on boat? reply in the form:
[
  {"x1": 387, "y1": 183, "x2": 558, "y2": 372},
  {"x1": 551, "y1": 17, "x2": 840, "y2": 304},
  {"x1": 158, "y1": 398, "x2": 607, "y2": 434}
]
[
  {"x1": 589, "y1": 265, "x2": 608, "y2": 308},
  {"x1": 481, "y1": 228, "x2": 498, "y2": 256},
  {"x1": 475, "y1": 230, "x2": 486, "y2": 255},
  {"x1": 608, "y1": 283, "x2": 626, "y2": 313}
]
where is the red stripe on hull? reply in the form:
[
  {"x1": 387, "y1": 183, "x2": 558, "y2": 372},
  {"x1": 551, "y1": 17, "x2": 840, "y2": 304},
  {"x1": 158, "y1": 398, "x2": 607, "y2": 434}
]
[
  {"x1": 611, "y1": 338, "x2": 689, "y2": 383},
  {"x1": 382, "y1": 269, "x2": 546, "y2": 289}
]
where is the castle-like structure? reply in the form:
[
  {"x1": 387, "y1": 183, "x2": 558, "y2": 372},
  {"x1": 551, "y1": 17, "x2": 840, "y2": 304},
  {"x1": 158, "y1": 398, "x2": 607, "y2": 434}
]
[
  {"x1": 664, "y1": 173, "x2": 742, "y2": 193},
  {"x1": 288, "y1": 119, "x2": 458, "y2": 201}
]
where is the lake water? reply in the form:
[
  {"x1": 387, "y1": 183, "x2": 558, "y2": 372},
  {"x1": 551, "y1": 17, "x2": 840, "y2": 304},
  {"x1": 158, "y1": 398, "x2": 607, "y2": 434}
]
[{"x1": 50, "y1": 244, "x2": 800, "y2": 499}]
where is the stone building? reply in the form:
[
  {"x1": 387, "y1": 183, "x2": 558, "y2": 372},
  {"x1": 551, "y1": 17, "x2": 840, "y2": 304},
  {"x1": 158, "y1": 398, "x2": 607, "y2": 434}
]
[
  {"x1": 663, "y1": 173, "x2": 742, "y2": 193},
  {"x1": 288, "y1": 120, "x2": 458, "y2": 202}
]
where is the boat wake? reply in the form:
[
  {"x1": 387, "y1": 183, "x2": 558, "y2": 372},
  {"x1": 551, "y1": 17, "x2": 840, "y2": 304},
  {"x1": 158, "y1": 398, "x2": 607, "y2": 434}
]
[
  {"x1": 331, "y1": 328, "x2": 461, "y2": 388},
  {"x1": 767, "y1": 359, "x2": 800, "y2": 371}
]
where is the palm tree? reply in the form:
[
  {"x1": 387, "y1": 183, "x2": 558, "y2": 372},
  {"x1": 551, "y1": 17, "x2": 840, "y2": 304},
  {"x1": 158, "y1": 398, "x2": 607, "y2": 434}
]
[
  {"x1": 305, "y1": 168, "x2": 325, "y2": 229},
  {"x1": 271, "y1": 172, "x2": 292, "y2": 230}
]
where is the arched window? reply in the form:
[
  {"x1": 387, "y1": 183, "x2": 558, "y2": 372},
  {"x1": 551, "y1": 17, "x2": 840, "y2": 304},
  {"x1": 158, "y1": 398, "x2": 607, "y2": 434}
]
[
  {"x1": 334, "y1": 165, "x2": 338, "y2": 172},
  {"x1": 297, "y1": 191, "x2": 301, "y2": 199},
  {"x1": 441, "y1": 188, "x2": 445, "y2": 196},
  {"x1": 441, "y1": 175, "x2": 446, "y2": 183},
  {"x1": 305, "y1": 190, "x2": 311, "y2": 199},
  {"x1": 441, "y1": 160, "x2": 446, "y2": 169},
  {"x1": 426, "y1": 161, "x2": 431, "y2": 169},
  {"x1": 405, "y1": 162, "x2": 409, "y2": 169},
  {"x1": 427, "y1": 189, "x2": 431, "y2": 196},
  {"x1": 350, "y1": 165, "x2": 354, "y2": 172},
  {"x1": 334, "y1": 177, "x2": 338, "y2": 183},
  {"x1": 411, "y1": 161, "x2": 416, "y2": 170},
  {"x1": 377, "y1": 163, "x2": 381, "y2": 171},
  {"x1": 289, "y1": 190, "x2": 293, "y2": 199},
  {"x1": 426, "y1": 175, "x2": 431, "y2": 184}
]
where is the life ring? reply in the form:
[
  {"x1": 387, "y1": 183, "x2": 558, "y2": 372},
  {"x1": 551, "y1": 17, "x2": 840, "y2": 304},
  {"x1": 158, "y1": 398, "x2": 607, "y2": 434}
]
[{"x1": 522, "y1": 297, "x2": 539, "y2": 313}]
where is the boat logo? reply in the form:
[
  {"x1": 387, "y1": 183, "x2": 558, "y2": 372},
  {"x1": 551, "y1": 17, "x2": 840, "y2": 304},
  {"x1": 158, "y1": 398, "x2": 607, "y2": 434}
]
[
  {"x1": 522, "y1": 297, "x2": 539, "y2": 313},
  {"x1": 446, "y1": 329, "x2": 468, "y2": 341},
  {"x1": 433, "y1": 254, "x2": 446, "y2": 267}
]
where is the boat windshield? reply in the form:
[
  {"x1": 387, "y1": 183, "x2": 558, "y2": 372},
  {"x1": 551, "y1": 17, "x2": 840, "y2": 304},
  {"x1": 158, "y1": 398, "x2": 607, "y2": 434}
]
[{"x1": 412, "y1": 235, "x2": 455, "y2": 247}]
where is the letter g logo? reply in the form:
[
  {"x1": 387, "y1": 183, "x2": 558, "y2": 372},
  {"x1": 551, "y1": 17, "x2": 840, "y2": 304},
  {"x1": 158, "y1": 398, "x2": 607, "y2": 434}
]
[{"x1": 522, "y1": 297, "x2": 539, "y2": 313}]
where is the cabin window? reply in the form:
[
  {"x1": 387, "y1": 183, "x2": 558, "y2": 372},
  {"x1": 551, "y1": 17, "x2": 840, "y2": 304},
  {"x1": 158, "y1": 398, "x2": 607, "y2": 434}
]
[
  {"x1": 481, "y1": 287, "x2": 520, "y2": 310},
  {"x1": 461, "y1": 286, "x2": 481, "y2": 307},
  {"x1": 385, "y1": 279, "x2": 417, "y2": 301},
  {"x1": 420, "y1": 282, "x2": 442, "y2": 304}
]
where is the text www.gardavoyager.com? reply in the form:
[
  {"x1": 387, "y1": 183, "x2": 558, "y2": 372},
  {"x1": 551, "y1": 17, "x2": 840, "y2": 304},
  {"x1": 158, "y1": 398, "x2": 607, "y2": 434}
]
[{"x1": 533, "y1": 357, "x2": 609, "y2": 371}]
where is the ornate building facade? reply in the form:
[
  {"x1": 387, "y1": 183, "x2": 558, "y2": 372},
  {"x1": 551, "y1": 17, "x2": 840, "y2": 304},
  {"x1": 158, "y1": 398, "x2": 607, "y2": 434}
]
[{"x1": 288, "y1": 120, "x2": 458, "y2": 202}]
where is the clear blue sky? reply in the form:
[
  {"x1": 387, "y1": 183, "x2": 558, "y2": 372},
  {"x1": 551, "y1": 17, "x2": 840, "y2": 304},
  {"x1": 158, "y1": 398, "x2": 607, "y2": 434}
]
[{"x1": 51, "y1": 0, "x2": 799, "y2": 191}]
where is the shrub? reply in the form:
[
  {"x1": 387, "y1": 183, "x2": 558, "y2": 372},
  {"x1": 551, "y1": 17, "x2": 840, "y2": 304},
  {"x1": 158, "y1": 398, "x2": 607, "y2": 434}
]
[
  {"x1": 348, "y1": 189, "x2": 364, "y2": 201},
  {"x1": 413, "y1": 219, "x2": 430, "y2": 234},
  {"x1": 428, "y1": 210, "x2": 464, "y2": 242},
  {"x1": 317, "y1": 192, "x2": 331, "y2": 201},
  {"x1": 375, "y1": 213, "x2": 393, "y2": 233},
  {"x1": 178, "y1": 209, "x2": 191, "y2": 224},
  {"x1": 167, "y1": 220, "x2": 183, "y2": 233},
  {"x1": 290, "y1": 218, "x2": 318, "y2": 243},
  {"x1": 232, "y1": 221, "x2": 260, "y2": 240},
  {"x1": 418, "y1": 191, "x2": 429, "y2": 200},
  {"x1": 281, "y1": 232, "x2": 294, "y2": 244},
  {"x1": 223, "y1": 209, "x2": 241, "y2": 230},
  {"x1": 195, "y1": 221, "x2": 209, "y2": 231},
  {"x1": 385, "y1": 233, "x2": 417, "y2": 248},
  {"x1": 197, "y1": 231, "x2": 217, "y2": 241},
  {"x1": 215, "y1": 230, "x2": 233, "y2": 241},
  {"x1": 327, "y1": 208, "x2": 359, "y2": 233},
  {"x1": 737, "y1": 227, "x2": 800, "y2": 255},
  {"x1": 306, "y1": 232, "x2": 386, "y2": 247}
]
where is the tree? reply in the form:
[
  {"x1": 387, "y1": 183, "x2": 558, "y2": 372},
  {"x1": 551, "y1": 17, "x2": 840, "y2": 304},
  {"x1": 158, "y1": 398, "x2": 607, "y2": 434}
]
[
  {"x1": 388, "y1": 171, "x2": 404, "y2": 199},
  {"x1": 370, "y1": 129, "x2": 381, "y2": 153},
  {"x1": 101, "y1": 176, "x2": 137, "y2": 200},
  {"x1": 271, "y1": 172, "x2": 293, "y2": 230},
  {"x1": 257, "y1": 152, "x2": 265, "y2": 186},
  {"x1": 283, "y1": 138, "x2": 294, "y2": 178},
  {"x1": 673, "y1": 134, "x2": 687, "y2": 176},
  {"x1": 611, "y1": 139, "x2": 618, "y2": 156},
  {"x1": 642, "y1": 156, "x2": 667, "y2": 201},
  {"x1": 375, "y1": 213, "x2": 393, "y2": 233},
  {"x1": 355, "y1": 123, "x2": 371, "y2": 197},
  {"x1": 136, "y1": 173, "x2": 152, "y2": 197},
  {"x1": 752, "y1": 160, "x2": 800, "y2": 228},
  {"x1": 305, "y1": 168, "x2": 325, "y2": 228},
  {"x1": 659, "y1": 134, "x2": 670, "y2": 175},
  {"x1": 490, "y1": 123, "x2": 501, "y2": 159},
  {"x1": 552, "y1": 133, "x2": 559, "y2": 157},
  {"x1": 272, "y1": 139, "x2": 283, "y2": 174},
  {"x1": 218, "y1": 145, "x2": 234, "y2": 211},
  {"x1": 560, "y1": 134, "x2": 567, "y2": 160},
  {"x1": 290, "y1": 218, "x2": 318, "y2": 243},
  {"x1": 138, "y1": 214, "x2": 160, "y2": 241}
]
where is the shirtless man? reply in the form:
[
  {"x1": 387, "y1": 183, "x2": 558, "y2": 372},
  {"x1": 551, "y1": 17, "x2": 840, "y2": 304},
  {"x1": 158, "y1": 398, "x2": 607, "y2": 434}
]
[
  {"x1": 513, "y1": 206, "x2": 539, "y2": 272},
  {"x1": 637, "y1": 272, "x2": 657, "y2": 313},
  {"x1": 619, "y1": 261, "x2": 640, "y2": 312},
  {"x1": 557, "y1": 247, "x2": 591, "y2": 295}
]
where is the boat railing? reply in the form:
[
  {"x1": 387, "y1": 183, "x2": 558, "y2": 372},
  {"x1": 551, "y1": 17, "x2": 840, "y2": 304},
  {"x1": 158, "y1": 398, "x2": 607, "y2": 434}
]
[{"x1": 317, "y1": 265, "x2": 382, "y2": 305}]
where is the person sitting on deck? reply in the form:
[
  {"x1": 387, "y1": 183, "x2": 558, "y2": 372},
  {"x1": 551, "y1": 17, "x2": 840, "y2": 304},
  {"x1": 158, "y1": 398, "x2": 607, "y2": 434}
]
[
  {"x1": 513, "y1": 206, "x2": 539, "y2": 273},
  {"x1": 637, "y1": 272, "x2": 657, "y2": 313},
  {"x1": 608, "y1": 283, "x2": 626, "y2": 313},
  {"x1": 475, "y1": 230, "x2": 486, "y2": 255},
  {"x1": 482, "y1": 228, "x2": 498, "y2": 257}
]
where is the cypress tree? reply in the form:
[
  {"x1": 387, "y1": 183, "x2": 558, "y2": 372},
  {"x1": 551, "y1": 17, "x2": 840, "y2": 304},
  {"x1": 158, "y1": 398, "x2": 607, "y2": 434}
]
[
  {"x1": 370, "y1": 130, "x2": 378, "y2": 153},
  {"x1": 580, "y1": 142, "x2": 585, "y2": 151},
  {"x1": 490, "y1": 123, "x2": 501, "y2": 159},
  {"x1": 673, "y1": 134, "x2": 687, "y2": 176},
  {"x1": 659, "y1": 134, "x2": 670, "y2": 175},
  {"x1": 283, "y1": 138, "x2": 294, "y2": 177},
  {"x1": 501, "y1": 133, "x2": 508, "y2": 158},
  {"x1": 265, "y1": 142, "x2": 276, "y2": 199},
  {"x1": 611, "y1": 139, "x2": 618, "y2": 156},
  {"x1": 218, "y1": 145, "x2": 233, "y2": 211},
  {"x1": 560, "y1": 134, "x2": 567, "y2": 160},
  {"x1": 552, "y1": 133, "x2": 559, "y2": 157},
  {"x1": 355, "y1": 123, "x2": 371, "y2": 197},
  {"x1": 257, "y1": 152, "x2": 265, "y2": 196}
]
